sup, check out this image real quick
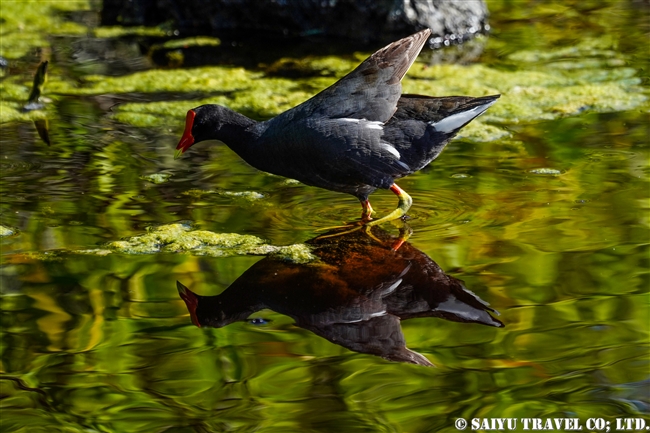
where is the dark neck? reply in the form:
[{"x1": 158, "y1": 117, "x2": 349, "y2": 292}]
[
  {"x1": 211, "y1": 109, "x2": 262, "y2": 160},
  {"x1": 197, "y1": 289, "x2": 261, "y2": 328}
]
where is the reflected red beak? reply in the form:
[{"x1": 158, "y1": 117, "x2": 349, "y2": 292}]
[
  {"x1": 175, "y1": 110, "x2": 196, "y2": 159},
  {"x1": 177, "y1": 281, "x2": 201, "y2": 328}
]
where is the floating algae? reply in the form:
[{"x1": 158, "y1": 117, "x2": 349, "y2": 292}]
[
  {"x1": 529, "y1": 168, "x2": 563, "y2": 176},
  {"x1": 106, "y1": 223, "x2": 265, "y2": 254},
  {"x1": 90, "y1": 49, "x2": 645, "y2": 142},
  {"x1": 141, "y1": 173, "x2": 172, "y2": 184},
  {"x1": 218, "y1": 191, "x2": 266, "y2": 200},
  {"x1": 105, "y1": 223, "x2": 316, "y2": 263},
  {"x1": 181, "y1": 189, "x2": 267, "y2": 203},
  {"x1": 0, "y1": 225, "x2": 17, "y2": 237}
]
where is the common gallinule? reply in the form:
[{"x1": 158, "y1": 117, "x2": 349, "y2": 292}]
[{"x1": 175, "y1": 29, "x2": 499, "y2": 226}]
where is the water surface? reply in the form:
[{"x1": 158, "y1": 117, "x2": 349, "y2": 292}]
[{"x1": 1, "y1": 0, "x2": 648, "y2": 431}]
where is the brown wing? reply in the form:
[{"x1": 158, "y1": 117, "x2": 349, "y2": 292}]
[{"x1": 290, "y1": 29, "x2": 432, "y2": 123}]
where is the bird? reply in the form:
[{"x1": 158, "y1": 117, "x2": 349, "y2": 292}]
[{"x1": 175, "y1": 28, "x2": 499, "y2": 227}]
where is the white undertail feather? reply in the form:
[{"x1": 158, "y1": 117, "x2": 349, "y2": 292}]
[
  {"x1": 437, "y1": 297, "x2": 492, "y2": 323},
  {"x1": 430, "y1": 100, "x2": 497, "y2": 134}
]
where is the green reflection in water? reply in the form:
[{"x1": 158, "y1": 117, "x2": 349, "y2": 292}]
[{"x1": 1, "y1": 0, "x2": 649, "y2": 431}]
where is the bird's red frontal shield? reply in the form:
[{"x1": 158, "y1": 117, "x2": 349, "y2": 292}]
[
  {"x1": 175, "y1": 110, "x2": 196, "y2": 159},
  {"x1": 177, "y1": 281, "x2": 201, "y2": 327}
]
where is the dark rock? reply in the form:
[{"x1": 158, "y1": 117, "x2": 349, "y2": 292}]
[{"x1": 101, "y1": 0, "x2": 489, "y2": 44}]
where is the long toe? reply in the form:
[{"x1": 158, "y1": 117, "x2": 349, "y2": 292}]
[
  {"x1": 365, "y1": 184, "x2": 412, "y2": 227},
  {"x1": 314, "y1": 225, "x2": 364, "y2": 240},
  {"x1": 314, "y1": 220, "x2": 365, "y2": 232},
  {"x1": 363, "y1": 223, "x2": 412, "y2": 251}
]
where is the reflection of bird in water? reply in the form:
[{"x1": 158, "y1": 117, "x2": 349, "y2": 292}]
[{"x1": 178, "y1": 227, "x2": 503, "y2": 366}]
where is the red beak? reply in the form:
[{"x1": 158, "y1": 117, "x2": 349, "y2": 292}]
[
  {"x1": 177, "y1": 281, "x2": 201, "y2": 327},
  {"x1": 175, "y1": 110, "x2": 196, "y2": 159}
]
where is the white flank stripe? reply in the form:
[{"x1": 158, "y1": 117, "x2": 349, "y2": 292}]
[
  {"x1": 381, "y1": 142, "x2": 401, "y2": 159},
  {"x1": 431, "y1": 100, "x2": 496, "y2": 133},
  {"x1": 347, "y1": 310, "x2": 387, "y2": 323},
  {"x1": 340, "y1": 118, "x2": 383, "y2": 131}
]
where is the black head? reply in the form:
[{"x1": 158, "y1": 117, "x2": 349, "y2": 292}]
[
  {"x1": 174, "y1": 104, "x2": 230, "y2": 159},
  {"x1": 176, "y1": 281, "x2": 254, "y2": 328}
]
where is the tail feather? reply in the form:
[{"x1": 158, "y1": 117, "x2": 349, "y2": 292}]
[
  {"x1": 430, "y1": 96, "x2": 499, "y2": 133},
  {"x1": 392, "y1": 94, "x2": 500, "y2": 128}
]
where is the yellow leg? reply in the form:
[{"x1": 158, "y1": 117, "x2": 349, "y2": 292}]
[
  {"x1": 390, "y1": 223, "x2": 413, "y2": 251},
  {"x1": 364, "y1": 221, "x2": 413, "y2": 251},
  {"x1": 360, "y1": 199, "x2": 375, "y2": 222},
  {"x1": 315, "y1": 197, "x2": 375, "y2": 233},
  {"x1": 365, "y1": 184, "x2": 412, "y2": 227}
]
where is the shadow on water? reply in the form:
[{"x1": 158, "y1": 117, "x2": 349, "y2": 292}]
[{"x1": 177, "y1": 226, "x2": 503, "y2": 366}]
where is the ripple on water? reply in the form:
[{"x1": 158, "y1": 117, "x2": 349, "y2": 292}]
[
  {"x1": 406, "y1": 188, "x2": 485, "y2": 237},
  {"x1": 585, "y1": 150, "x2": 638, "y2": 162},
  {"x1": 0, "y1": 159, "x2": 42, "y2": 176},
  {"x1": 265, "y1": 182, "x2": 495, "y2": 242},
  {"x1": 268, "y1": 188, "x2": 362, "y2": 237}
]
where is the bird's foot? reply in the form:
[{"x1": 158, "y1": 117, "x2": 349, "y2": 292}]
[
  {"x1": 389, "y1": 223, "x2": 413, "y2": 251},
  {"x1": 364, "y1": 185, "x2": 412, "y2": 227},
  {"x1": 360, "y1": 199, "x2": 375, "y2": 222},
  {"x1": 363, "y1": 221, "x2": 412, "y2": 251},
  {"x1": 314, "y1": 220, "x2": 364, "y2": 232}
]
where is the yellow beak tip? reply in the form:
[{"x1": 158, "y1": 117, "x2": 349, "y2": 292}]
[{"x1": 174, "y1": 149, "x2": 184, "y2": 160}]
